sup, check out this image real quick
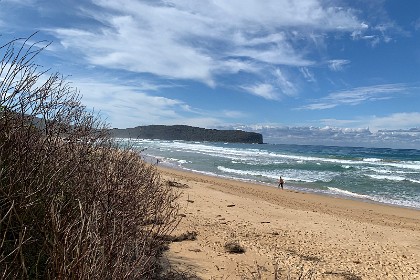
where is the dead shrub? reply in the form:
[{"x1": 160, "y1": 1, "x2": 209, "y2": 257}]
[
  {"x1": 161, "y1": 231, "x2": 197, "y2": 243},
  {"x1": 158, "y1": 267, "x2": 201, "y2": 280},
  {"x1": 0, "y1": 35, "x2": 181, "y2": 279},
  {"x1": 224, "y1": 240, "x2": 246, "y2": 254},
  {"x1": 172, "y1": 231, "x2": 198, "y2": 242}
]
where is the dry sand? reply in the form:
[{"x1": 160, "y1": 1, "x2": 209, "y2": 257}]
[{"x1": 159, "y1": 166, "x2": 420, "y2": 279}]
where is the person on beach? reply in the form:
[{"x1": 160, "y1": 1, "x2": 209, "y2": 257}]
[{"x1": 278, "y1": 176, "x2": 284, "y2": 189}]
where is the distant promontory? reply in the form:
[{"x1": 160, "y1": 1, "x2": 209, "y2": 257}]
[{"x1": 111, "y1": 125, "x2": 263, "y2": 144}]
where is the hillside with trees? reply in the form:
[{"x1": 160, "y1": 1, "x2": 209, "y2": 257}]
[{"x1": 111, "y1": 125, "x2": 264, "y2": 144}]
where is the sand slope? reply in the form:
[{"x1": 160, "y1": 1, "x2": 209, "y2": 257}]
[{"x1": 159, "y1": 167, "x2": 420, "y2": 279}]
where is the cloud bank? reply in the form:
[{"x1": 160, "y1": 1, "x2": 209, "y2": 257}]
[
  {"x1": 299, "y1": 84, "x2": 410, "y2": 110},
  {"x1": 229, "y1": 125, "x2": 420, "y2": 149}
]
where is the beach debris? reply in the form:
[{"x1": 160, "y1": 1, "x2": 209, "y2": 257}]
[
  {"x1": 166, "y1": 180, "x2": 189, "y2": 188},
  {"x1": 227, "y1": 204, "x2": 235, "y2": 207},
  {"x1": 163, "y1": 231, "x2": 198, "y2": 243},
  {"x1": 188, "y1": 248, "x2": 202, "y2": 253},
  {"x1": 323, "y1": 271, "x2": 362, "y2": 280},
  {"x1": 260, "y1": 221, "x2": 270, "y2": 224},
  {"x1": 300, "y1": 254, "x2": 322, "y2": 262},
  {"x1": 187, "y1": 199, "x2": 194, "y2": 203},
  {"x1": 224, "y1": 240, "x2": 246, "y2": 254},
  {"x1": 172, "y1": 231, "x2": 198, "y2": 242}
]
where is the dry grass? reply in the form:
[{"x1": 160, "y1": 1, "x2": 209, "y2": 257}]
[
  {"x1": 0, "y1": 35, "x2": 183, "y2": 279},
  {"x1": 240, "y1": 258, "x2": 316, "y2": 280}
]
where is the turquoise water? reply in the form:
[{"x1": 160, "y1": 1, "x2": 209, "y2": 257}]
[{"x1": 119, "y1": 139, "x2": 420, "y2": 209}]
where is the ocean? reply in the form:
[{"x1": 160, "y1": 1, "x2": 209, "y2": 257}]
[{"x1": 117, "y1": 139, "x2": 420, "y2": 209}]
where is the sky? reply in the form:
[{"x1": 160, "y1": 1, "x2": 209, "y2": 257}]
[{"x1": 1, "y1": 0, "x2": 420, "y2": 148}]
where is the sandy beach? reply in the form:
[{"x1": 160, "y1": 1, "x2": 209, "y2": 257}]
[{"x1": 159, "y1": 166, "x2": 420, "y2": 279}]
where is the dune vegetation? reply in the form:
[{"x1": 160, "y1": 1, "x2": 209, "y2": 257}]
[{"x1": 0, "y1": 36, "x2": 183, "y2": 279}]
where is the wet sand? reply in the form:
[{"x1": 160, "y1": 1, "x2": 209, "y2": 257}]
[{"x1": 159, "y1": 166, "x2": 420, "y2": 279}]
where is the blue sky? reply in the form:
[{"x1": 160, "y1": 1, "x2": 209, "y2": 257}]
[{"x1": 1, "y1": 0, "x2": 420, "y2": 148}]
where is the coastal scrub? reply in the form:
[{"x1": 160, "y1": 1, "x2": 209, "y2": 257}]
[{"x1": 0, "y1": 35, "x2": 181, "y2": 279}]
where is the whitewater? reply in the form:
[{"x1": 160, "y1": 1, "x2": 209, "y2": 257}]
[{"x1": 118, "y1": 139, "x2": 420, "y2": 209}]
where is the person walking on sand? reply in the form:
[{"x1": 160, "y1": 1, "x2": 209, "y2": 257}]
[{"x1": 278, "y1": 176, "x2": 284, "y2": 189}]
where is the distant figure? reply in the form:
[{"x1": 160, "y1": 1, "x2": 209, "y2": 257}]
[{"x1": 278, "y1": 176, "x2": 284, "y2": 189}]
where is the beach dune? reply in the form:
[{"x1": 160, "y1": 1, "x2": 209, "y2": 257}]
[{"x1": 159, "y1": 166, "x2": 420, "y2": 279}]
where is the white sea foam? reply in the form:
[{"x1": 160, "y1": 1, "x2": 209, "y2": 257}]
[
  {"x1": 327, "y1": 187, "x2": 420, "y2": 208},
  {"x1": 372, "y1": 161, "x2": 420, "y2": 171},
  {"x1": 410, "y1": 179, "x2": 420, "y2": 184},
  {"x1": 363, "y1": 158, "x2": 382, "y2": 163},
  {"x1": 366, "y1": 194, "x2": 420, "y2": 209},
  {"x1": 366, "y1": 174, "x2": 420, "y2": 184},
  {"x1": 367, "y1": 174, "x2": 406, "y2": 182},
  {"x1": 183, "y1": 167, "x2": 256, "y2": 183},
  {"x1": 217, "y1": 166, "x2": 336, "y2": 183},
  {"x1": 167, "y1": 141, "x2": 420, "y2": 170},
  {"x1": 217, "y1": 166, "x2": 275, "y2": 178},
  {"x1": 327, "y1": 187, "x2": 372, "y2": 199},
  {"x1": 166, "y1": 158, "x2": 190, "y2": 164},
  {"x1": 136, "y1": 140, "x2": 420, "y2": 172}
]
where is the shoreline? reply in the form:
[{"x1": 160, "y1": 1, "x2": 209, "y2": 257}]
[
  {"x1": 159, "y1": 165, "x2": 420, "y2": 230},
  {"x1": 158, "y1": 165, "x2": 420, "y2": 279},
  {"x1": 159, "y1": 161, "x2": 420, "y2": 211}
]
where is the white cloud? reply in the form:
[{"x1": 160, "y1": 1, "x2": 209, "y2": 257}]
[
  {"x1": 319, "y1": 118, "x2": 366, "y2": 128},
  {"x1": 222, "y1": 110, "x2": 247, "y2": 119},
  {"x1": 351, "y1": 21, "x2": 405, "y2": 47},
  {"x1": 229, "y1": 124, "x2": 375, "y2": 146},
  {"x1": 194, "y1": 0, "x2": 365, "y2": 31},
  {"x1": 217, "y1": 59, "x2": 260, "y2": 74},
  {"x1": 301, "y1": 103, "x2": 337, "y2": 110},
  {"x1": 368, "y1": 112, "x2": 420, "y2": 132},
  {"x1": 328, "y1": 59, "x2": 350, "y2": 71},
  {"x1": 299, "y1": 67, "x2": 316, "y2": 83},
  {"x1": 49, "y1": 0, "x2": 366, "y2": 91},
  {"x1": 240, "y1": 69, "x2": 297, "y2": 100},
  {"x1": 233, "y1": 46, "x2": 312, "y2": 66},
  {"x1": 320, "y1": 112, "x2": 420, "y2": 132},
  {"x1": 72, "y1": 77, "x2": 251, "y2": 128},
  {"x1": 274, "y1": 69, "x2": 298, "y2": 97},
  {"x1": 233, "y1": 32, "x2": 286, "y2": 47},
  {"x1": 231, "y1": 31, "x2": 312, "y2": 66},
  {"x1": 1, "y1": 0, "x2": 36, "y2": 5},
  {"x1": 72, "y1": 79, "x2": 188, "y2": 127},
  {"x1": 414, "y1": 19, "x2": 420, "y2": 31},
  {"x1": 241, "y1": 83, "x2": 279, "y2": 100},
  {"x1": 299, "y1": 83, "x2": 409, "y2": 110},
  {"x1": 229, "y1": 124, "x2": 420, "y2": 149}
]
